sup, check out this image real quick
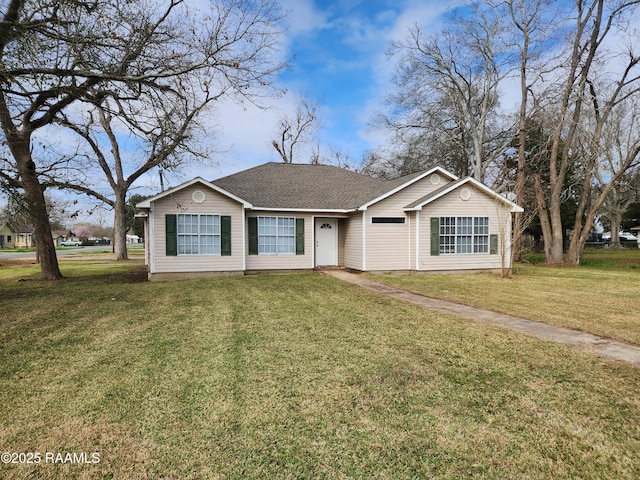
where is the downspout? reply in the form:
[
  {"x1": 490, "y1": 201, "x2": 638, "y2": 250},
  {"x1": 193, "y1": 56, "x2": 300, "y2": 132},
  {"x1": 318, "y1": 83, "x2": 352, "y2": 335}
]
[
  {"x1": 242, "y1": 208, "x2": 247, "y2": 272},
  {"x1": 143, "y1": 215, "x2": 149, "y2": 266},
  {"x1": 362, "y1": 209, "x2": 366, "y2": 271},
  {"x1": 415, "y1": 210, "x2": 420, "y2": 271},
  {"x1": 149, "y1": 207, "x2": 155, "y2": 274}
]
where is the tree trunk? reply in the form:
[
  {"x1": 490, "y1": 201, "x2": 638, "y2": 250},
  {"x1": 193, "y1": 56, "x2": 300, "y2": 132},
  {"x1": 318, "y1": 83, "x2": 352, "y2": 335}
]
[
  {"x1": 513, "y1": 77, "x2": 527, "y2": 262},
  {"x1": 113, "y1": 190, "x2": 129, "y2": 260},
  {"x1": 533, "y1": 173, "x2": 553, "y2": 260},
  {"x1": 548, "y1": 209, "x2": 565, "y2": 263},
  {"x1": 566, "y1": 174, "x2": 629, "y2": 263},
  {"x1": 609, "y1": 209, "x2": 623, "y2": 249},
  {"x1": 17, "y1": 149, "x2": 63, "y2": 280},
  {"x1": 608, "y1": 188, "x2": 629, "y2": 249}
]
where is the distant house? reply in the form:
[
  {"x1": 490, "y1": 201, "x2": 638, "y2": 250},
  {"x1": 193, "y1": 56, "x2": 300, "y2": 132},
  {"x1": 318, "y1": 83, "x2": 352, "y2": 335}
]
[
  {"x1": 0, "y1": 223, "x2": 16, "y2": 249},
  {"x1": 12, "y1": 224, "x2": 35, "y2": 248},
  {"x1": 126, "y1": 233, "x2": 141, "y2": 244},
  {"x1": 136, "y1": 162, "x2": 523, "y2": 280},
  {"x1": 51, "y1": 230, "x2": 73, "y2": 247}
]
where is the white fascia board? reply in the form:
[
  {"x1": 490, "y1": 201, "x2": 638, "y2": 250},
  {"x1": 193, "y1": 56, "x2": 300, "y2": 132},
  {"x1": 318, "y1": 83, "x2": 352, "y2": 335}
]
[
  {"x1": 358, "y1": 166, "x2": 458, "y2": 211},
  {"x1": 136, "y1": 177, "x2": 252, "y2": 209},
  {"x1": 404, "y1": 177, "x2": 524, "y2": 213},
  {"x1": 249, "y1": 207, "x2": 355, "y2": 214}
]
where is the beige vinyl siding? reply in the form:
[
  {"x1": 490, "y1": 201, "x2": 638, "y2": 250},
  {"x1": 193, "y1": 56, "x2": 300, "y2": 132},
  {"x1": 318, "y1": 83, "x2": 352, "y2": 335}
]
[
  {"x1": 343, "y1": 212, "x2": 363, "y2": 270},
  {"x1": 365, "y1": 175, "x2": 451, "y2": 271},
  {"x1": 151, "y1": 185, "x2": 244, "y2": 273},
  {"x1": 418, "y1": 187, "x2": 513, "y2": 271},
  {"x1": 0, "y1": 225, "x2": 15, "y2": 249},
  {"x1": 245, "y1": 213, "x2": 314, "y2": 271},
  {"x1": 365, "y1": 209, "x2": 411, "y2": 271}
]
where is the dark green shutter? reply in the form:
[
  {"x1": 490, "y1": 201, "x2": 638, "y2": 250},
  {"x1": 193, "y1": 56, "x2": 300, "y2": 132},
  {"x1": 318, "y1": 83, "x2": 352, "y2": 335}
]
[
  {"x1": 490, "y1": 234, "x2": 498, "y2": 255},
  {"x1": 221, "y1": 216, "x2": 231, "y2": 256},
  {"x1": 166, "y1": 214, "x2": 177, "y2": 256},
  {"x1": 430, "y1": 217, "x2": 440, "y2": 256},
  {"x1": 295, "y1": 218, "x2": 304, "y2": 255},
  {"x1": 248, "y1": 217, "x2": 258, "y2": 255}
]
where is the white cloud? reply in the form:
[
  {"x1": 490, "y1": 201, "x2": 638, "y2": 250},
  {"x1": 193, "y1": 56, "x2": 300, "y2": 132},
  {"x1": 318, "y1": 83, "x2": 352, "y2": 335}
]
[{"x1": 279, "y1": 0, "x2": 330, "y2": 38}]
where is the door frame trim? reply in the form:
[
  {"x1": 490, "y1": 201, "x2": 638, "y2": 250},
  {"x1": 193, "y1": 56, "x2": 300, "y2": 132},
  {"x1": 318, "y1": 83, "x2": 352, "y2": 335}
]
[{"x1": 314, "y1": 217, "x2": 339, "y2": 267}]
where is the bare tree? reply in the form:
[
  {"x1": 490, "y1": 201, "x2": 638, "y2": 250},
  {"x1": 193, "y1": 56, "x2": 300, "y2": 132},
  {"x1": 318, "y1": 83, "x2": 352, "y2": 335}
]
[
  {"x1": 503, "y1": 0, "x2": 563, "y2": 261},
  {"x1": 0, "y1": 0, "x2": 286, "y2": 278},
  {"x1": 271, "y1": 95, "x2": 321, "y2": 163},
  {"x1": 600, "y1": 173, "x2": 640, "y2": 248},
  {"x1": 526, "y1": 0, "x2": 640, "y2": 264},
  {"x1": 579, "y1": 97, "x2": 640, "y2": 251},
  {"x1": 54, "y1": 87, "x2": 215, "y2": 260},
  {"x1": 381, "y1": 3, "x2": 513, "y2": 183}
]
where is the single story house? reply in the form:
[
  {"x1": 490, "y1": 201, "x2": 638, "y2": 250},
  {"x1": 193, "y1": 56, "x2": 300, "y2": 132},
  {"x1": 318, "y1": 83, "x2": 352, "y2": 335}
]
[
  {"x1": 11, "y1": 224, "x2": 34, "y2": 248},
  {"x1": 52, "y1": 230, "x2": 72, "y2": 247},
  {"x1": 136, "y1": 162, "x2": 523, "y2": 280}
]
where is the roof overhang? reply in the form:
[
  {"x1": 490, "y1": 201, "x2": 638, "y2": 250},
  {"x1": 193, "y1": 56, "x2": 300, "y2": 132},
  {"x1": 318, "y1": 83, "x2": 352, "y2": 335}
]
[
  {"x1": 404, "y1": 176, "x2": 524, "y2": 213},
  {"x1": 136, "y1": 177, "x2": 252, "y2": 209}
]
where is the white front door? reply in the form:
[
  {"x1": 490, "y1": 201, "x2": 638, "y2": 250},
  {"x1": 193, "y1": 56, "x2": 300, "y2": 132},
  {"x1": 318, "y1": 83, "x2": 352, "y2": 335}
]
[{"x1": 315, "y1": 218, "x2": 338, "y2": 266}]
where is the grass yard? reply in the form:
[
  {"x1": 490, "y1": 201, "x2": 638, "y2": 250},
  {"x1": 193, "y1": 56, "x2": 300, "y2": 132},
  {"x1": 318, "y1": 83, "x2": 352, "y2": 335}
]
[
  {"x1": 1, "y1": 259, "x2": 640, "y2": 478},
  {"x1": 368, "y1": 249, "x2": 640, "y2": 346}
]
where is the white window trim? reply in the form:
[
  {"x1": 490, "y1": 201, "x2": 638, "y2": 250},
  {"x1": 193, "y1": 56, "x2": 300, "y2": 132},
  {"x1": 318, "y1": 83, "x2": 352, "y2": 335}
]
[
  {"x1": 257, "y1": 216, "x2": 296, "y2": 255},
  {"x1": 177, "y1": 214, "x2": 221, "y2": 256},
  {"x1": 440, "y1": 216, "x2": 490, "y2": 255}
]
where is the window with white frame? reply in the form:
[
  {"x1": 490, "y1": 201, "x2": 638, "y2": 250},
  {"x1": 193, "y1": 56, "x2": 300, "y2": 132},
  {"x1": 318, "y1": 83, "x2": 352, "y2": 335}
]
[
  {"x1": 258, "y1": 216, "x2": 295, "y2": 254},
  {"x1": 440, "y1": 216, "x2": 489, "y2": 254},
  {"x1": 177, "y1": 214, "x2": 220, "y2": 255}
]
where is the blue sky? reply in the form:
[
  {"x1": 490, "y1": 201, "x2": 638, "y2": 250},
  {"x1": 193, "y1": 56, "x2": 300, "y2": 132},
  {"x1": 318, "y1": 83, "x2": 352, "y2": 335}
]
[
  {"x1": 2, "y1": 0, "x2": 456, "y2": 226},
  {"x1": 196, "y1": 0, "x2": 452, "y2": 181}
]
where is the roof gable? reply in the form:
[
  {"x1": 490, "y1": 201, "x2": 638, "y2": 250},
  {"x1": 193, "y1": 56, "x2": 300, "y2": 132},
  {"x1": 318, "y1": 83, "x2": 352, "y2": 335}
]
[
  {"x1": 0, "y1": 222, "x2": 16, "y2": 233},
  {"x1": 136, "y1": 177, "x2": 251, "y2": 209},
  {"x1": 404, "y1": 176, "x2": 524, "y2": 212},
  {"x1": 358, "y1": 167, "x2": 458, "y2": 210}
]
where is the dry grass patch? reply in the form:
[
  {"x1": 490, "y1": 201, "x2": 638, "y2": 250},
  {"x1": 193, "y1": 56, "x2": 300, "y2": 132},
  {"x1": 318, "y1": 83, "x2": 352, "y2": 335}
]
[
  {"x1": 1, "y1": 263, "x2": 640, "y2": 478},
  {"x1": 367, "y1": 258, "x2": 640, "y2": 344}
]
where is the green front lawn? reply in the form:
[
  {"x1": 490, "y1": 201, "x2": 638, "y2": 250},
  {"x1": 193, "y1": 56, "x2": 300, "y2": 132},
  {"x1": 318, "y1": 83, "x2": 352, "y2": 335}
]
[
  {"x1": 1, "y1": 260, "x2": 639, "y2": 478},
  {"x1": 368, "y1": 249, "x2": 640, "y2": 345}
]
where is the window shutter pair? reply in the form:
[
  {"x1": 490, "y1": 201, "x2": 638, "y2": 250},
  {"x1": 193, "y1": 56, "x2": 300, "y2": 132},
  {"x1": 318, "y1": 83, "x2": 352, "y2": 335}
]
[
  {"x1": 429, "y1": 217, "x2": 498, "y2": 255},
  {"x1": 247, "y1": 217, "x2": 304, "y2": 255},
  {"x1": 165, "y1": 214, "x2": 231, "y2": 256}
]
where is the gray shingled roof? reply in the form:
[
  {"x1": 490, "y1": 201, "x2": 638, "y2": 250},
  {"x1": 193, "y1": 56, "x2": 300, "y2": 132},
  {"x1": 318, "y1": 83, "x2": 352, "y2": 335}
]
[{"x1": 212, "y1": 162, "x2": 425, "y2": 210}]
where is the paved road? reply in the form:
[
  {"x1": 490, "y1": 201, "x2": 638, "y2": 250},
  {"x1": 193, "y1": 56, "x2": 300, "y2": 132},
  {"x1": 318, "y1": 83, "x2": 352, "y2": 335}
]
[
  {"x1": 325, "y1": 270, "x2": 640, "y2": 368},
  {"x1": 0, "y1": 245, "x2": 112, "y2": 260}
]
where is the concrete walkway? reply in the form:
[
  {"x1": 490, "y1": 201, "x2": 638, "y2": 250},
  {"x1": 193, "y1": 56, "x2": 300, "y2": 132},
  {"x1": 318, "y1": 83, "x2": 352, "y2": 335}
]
[{"x1": 324, "y1": 270, "x2": 640, "y2": 368}]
